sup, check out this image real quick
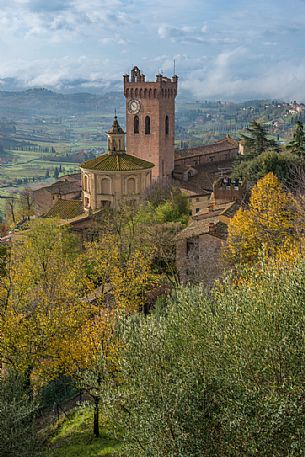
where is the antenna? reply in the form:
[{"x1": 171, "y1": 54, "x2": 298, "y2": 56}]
[
  {"x1": 114, "y1": 108, "x2": 117, "y2": 117},
  {"x1": 174, "y1": 59, "x2": 176, "y2": 75}
]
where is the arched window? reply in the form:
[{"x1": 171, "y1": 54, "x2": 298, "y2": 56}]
[
  {"x1": 165, "y1": 115, "x2": 169, "y2": 135},
  {"x1": 145, "y1": 116, "x2": 151, "y2": 135},
  {"x1": 134, "y1": 115, "x2": 139, "y2": 134},
  {"x1": 84, "y1": 175, "x2": 89, "y2": 191}
]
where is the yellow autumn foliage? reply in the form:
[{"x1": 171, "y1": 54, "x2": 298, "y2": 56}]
[
  {"x1": 0, "y1": 220, "x2": 162, "y2": 389},
  {"x1": 226, "y1": 172, "x2": 302, "y2": 265}
]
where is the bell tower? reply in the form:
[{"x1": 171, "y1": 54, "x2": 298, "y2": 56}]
[
  {"x1": 124, "y1": 66, "x2": 178, "y2": 179},
  {"x1": 107, "y1": 113, "x2": 125, "y2": 155}
]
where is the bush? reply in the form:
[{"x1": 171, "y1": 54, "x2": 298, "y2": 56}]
[
  {"x1": 0, "y1": 371, "x2": 41, "y2": 457},
  {"x1": 111, "y1": 261, "x2": 305, "y2": 456}
]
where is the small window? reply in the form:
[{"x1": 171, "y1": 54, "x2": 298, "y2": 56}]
[
  {"x1": 134, "y1": 115, "x2": 139, "y2": 134},
  {"x1": 165, "y1": 115, "x2": 169, "y2": 135},
  {"x1": 145, "y1": 116, "x2": 150, "y2": 134},
  {"x1": 195, "y1": 208, "x2": 200, "y2": 213}
]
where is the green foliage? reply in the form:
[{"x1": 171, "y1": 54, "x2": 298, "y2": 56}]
[
  {"x1": 154, "y1": 190, "x2": 189, "y2": 224},
  {"x1": 111, "y1": 261, "x2": 305, "y2": 456},
  {"x1": 0, "y1": 371, "x2": 41, "y2": 457},
  {"x1": 39, "y1": 377, "x2": 77, "y2": 409},
  {"x1": 232, "y1": 150, "x2": 303, "y2": 184},
  {"x1": 44, "y1": 406, "x2": 120, "y2": 457},
  {"x1": 0, "y1": 244, "x2": 8, "y2": 277},
  {"x1": 241, "y1": 120, "x2": 277, "y2": 157},
  {"x1": 286, "y1": 121, "x2": 305, "y2": 157}
]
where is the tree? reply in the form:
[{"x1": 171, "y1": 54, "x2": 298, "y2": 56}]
[
  {"x1": 18, "y1": 188, "x2": 35, "y2": 221},
  {"x1": 110, "y1": 260, "x2": 304, "y2": 456},
  {"x1": 231, "y1": 150, "x2": 303, "y2": 186},
  {"x1": 49, "y1": 233, "x2": 159, "y2": 437},
  {"x1": 5, "y1": 197, "x2": 17, "y2": 226},
  {"x1": 0, "y1": 371, "x2": 40, "y2": 457},
  {"x1": 0, "y1": 220, "x2": 84, "y2": 387},
  {"x1": 225, "y1": 172, "x2": 301, "y2": 265},
  {"x1": 286, "y1": 121, "x2": 305, "y2": 157},
  {"x1": 241, "y1": 120, "x2": 277, "y2": 157}
]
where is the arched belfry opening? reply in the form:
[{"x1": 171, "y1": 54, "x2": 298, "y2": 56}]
[
  {"x1": 145, "y1": 116, "x2": 151, "y2": 135},
  {"x1": 134, "y1": 115, "x2": 139, "y2": 134},
  {"x1": 165, "y1": 115, "x2": 169, "y2": 135}
]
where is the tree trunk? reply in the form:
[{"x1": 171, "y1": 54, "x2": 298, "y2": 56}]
[
  {"x1": 24, "y1": 366, "x2": 33, "y2": 399},
  {"x1": 93, "y1": 397, "x2": 100, "y2": 438}
]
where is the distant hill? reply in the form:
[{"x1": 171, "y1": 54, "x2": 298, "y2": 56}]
[{"x1": 0, "y1": 88, "x2": 125, "y2": 118}]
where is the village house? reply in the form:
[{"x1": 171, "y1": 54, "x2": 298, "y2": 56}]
[{"x1": 175, "y1": 201, "x2": 238, "y2": 284}]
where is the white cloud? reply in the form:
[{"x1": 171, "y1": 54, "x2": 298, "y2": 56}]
[
  {"x1": 0, "y1": 0, "x2": 133, "y2": 43},
  {"x1": 0, "y1": 0, "x2": 305, "y2": 101},
  {"x1": 182, "y1": 47, "x2": 305, "y2": 101}
]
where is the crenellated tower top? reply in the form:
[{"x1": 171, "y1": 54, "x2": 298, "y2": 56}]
[{"x1": 123, "y1": 66, "x2": 178, "y2": 99}]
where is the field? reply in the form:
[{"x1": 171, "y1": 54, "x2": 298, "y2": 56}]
[{"x1": 0, "y1": 111, "x2": 125, "y2": 219}]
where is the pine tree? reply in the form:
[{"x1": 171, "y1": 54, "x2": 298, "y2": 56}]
[
  {"x1": 286, "y1": 121, "x2": 305, "y2": 157},
  {"x1": 241, "y1": 120, "x2": 277, "y2": 157}
]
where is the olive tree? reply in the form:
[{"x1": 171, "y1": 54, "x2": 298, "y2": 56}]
[{"x1": 110, "y1": 261, "x2": 305, "y2": 456}]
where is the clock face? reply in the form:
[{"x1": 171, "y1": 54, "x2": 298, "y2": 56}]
[{"x1": 128, "y1": 99, "x2": 141, "y2": 114}]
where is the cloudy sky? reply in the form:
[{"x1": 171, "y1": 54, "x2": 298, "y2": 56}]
[{"x1": 1, "y1": 0, "x2": 305, "y2": 100}]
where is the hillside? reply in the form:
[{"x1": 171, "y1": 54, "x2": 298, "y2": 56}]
[{"x1": 0, "y1": 89, "x2": 124, "y2": 119}]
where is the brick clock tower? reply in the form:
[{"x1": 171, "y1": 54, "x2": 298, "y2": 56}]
[{"x1": 124, "y1": 66, "x2": 178, "y2": 179}]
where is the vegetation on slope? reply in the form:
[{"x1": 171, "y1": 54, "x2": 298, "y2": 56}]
[{"x1": 44, "y1": 406, "x2": 120, "y2": 457}]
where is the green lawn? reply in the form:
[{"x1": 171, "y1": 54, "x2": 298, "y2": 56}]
[{"x1": 44, "y1": 406, "x2": 121, "y2": 457}]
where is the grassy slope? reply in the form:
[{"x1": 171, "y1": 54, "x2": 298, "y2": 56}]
[{"x1": 44, "y1": 406, "x2": 121, "y2": 457}]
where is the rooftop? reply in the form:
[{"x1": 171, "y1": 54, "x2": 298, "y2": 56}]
[
  {"x1": 107, "y1": 114, "x2": 124, "y2": 134},
  {"x1": 176, "y1": 201, "x2": 237, "y2": 241},
  {"x1": 175, "y1": 137, "x2": 239, "y2": 161},
  {"x1": 33, "y1": 180, "x2": 81, "y2": 196},
  {"x1": 81, "y1": 153, "x2": 154, "y2": 172},
  {"x1": 44, "y1": 199, "x2": 84, "y2": 219},
  {"x1": 178, "y1": 160, "x2": 235, "y2": 193}
]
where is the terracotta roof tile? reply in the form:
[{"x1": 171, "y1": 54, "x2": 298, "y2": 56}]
[
  {"x1": 81, "y1": 153, "x2": 154, "y2": 172},
  {"x1": 44, "y1": 199, "x2": 84, "y2": 219},
  {"x1": 175, "y1": 137, "x2": 239, "y2": 160}
]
